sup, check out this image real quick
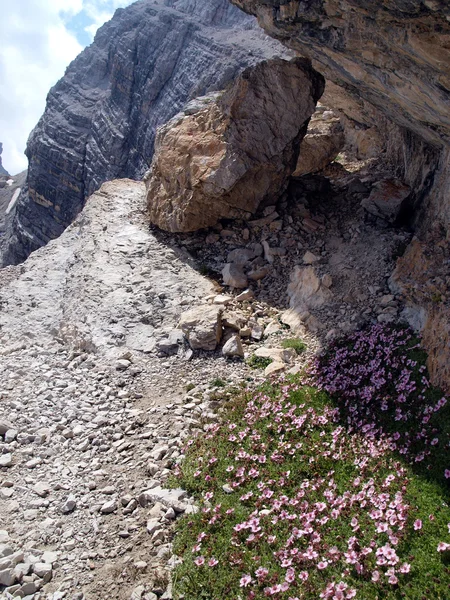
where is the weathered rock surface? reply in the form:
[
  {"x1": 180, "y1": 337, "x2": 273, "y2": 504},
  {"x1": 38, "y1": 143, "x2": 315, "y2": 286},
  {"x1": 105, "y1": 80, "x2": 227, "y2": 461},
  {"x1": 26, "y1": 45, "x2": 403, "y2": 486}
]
[
  {"x1": 179, "y1": 305, "x2": 223, "y2": 351},
  {"x1": 232, "y1": 0, "x2": 450, "y2": 146},
  {"x1": 231, "y1": 0, "x2": 450, "y2": 391},
  {"x1": 0, "y1": 143, "x2": 9, "y2": 177},
  {"x1": 146, "y1": 57, "x2": 324, "y2": 231},
  {"x1": 390, "y1": 237, "x2": 450, "y2": 394},
  {"x1": 287, "y1": 266, "x2": 333, "y2": 313},
  {"x1": 1, "y1": 0, "x2": 286, "y2": 266},
  {"x1": 293, "y1": 107, "x2": 344, "y2": 176},
  {"x1": 362, "y1": 179, "x2": 411, "y2": 224}
]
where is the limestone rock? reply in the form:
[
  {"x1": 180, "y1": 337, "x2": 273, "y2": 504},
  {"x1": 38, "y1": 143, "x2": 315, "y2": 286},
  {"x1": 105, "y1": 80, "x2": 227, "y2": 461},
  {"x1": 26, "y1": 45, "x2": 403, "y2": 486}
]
[
  {"x1": 231, "y1": 0, "x2": 450, "y2": 147},
  {"x1": 362, "y1": 179, "x2": 411, "y2": 223},
  {"x1": 222, "y1": 263, "x2": 248, "y2": 289},
  {"x1": 179, "y1": 305, "x2": 222, "y2": 351},
  {"x1": 293, "y1": 109, "x2": 344, "y2": 176},
  {"x1": 236, "y1": 289, "x2": 254, "y2": 302},
  {"x1": 0, "y1": 454, "x2": 13, "y2": 468},
  {"x1": 265, "y1": 362, "x2": 286, "y2": 376},
  {"x1": 146, "y1": 58, "x2": 324, "y2": 232},
  {"x1": 288, "y1": 266, "x2": 333, "y2": 313},
  {"x1": 390, "y1": 238, "x2": 450, "y2": 393},
  {"x1": 222, "y1": 335, "x2": 244, "y2": 358}
]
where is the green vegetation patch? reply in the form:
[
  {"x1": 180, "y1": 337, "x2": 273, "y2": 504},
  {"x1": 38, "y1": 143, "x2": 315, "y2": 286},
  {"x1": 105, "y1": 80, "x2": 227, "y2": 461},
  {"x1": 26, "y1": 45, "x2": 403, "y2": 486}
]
[
  {"x1": 281, "y1": 338, "x2": 307, "y2": 355},
  {"x1": 172, "y1": 325, "x2": 450, "y2": 600},
  {"x1": 247, "y1": 355, "x2": 273, "y2": 370}
]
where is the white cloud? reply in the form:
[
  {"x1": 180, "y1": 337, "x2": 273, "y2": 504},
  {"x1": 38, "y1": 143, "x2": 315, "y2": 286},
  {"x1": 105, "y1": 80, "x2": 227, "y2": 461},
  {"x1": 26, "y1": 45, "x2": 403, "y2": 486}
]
[{"x1": 0, "y1": 0, "x2": 134, "y2": 175}]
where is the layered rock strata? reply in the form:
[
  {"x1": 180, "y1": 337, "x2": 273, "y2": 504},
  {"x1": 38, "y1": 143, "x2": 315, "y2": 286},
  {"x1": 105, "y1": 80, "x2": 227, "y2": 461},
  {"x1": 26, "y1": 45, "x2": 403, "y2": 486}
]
[
  {"x1": 146, "y1": 58, "x2": 324, "y2": 231},
  {"x1": 1, "y1": 0, "x2": 285, "y2": 266}
]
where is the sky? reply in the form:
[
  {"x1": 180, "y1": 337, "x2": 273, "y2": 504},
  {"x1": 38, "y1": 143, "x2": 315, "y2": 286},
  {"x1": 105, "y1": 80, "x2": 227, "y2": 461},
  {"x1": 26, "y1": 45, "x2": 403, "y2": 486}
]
[{"x1": 0, "y1": 0, "x2": 135, "y2": 175}]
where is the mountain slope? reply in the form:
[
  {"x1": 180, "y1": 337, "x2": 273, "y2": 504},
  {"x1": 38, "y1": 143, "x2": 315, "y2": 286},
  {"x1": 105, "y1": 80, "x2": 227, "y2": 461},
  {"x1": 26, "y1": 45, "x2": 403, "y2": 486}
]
[{"x1": 1, "y1": 0, "x2": 285, "y2": 266}]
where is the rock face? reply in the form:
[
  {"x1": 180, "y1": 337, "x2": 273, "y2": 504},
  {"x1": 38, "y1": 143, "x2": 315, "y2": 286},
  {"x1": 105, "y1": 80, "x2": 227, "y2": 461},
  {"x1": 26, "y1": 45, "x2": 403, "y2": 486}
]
[
  {"x1": 231, "y1": 0, "x2": 450, "y2": 391},
  {"x1": 231, "y1": 1, "x2": 450, "y2": 146},
  {"x1": 145, "y1": 58, "x2": 324, "y2": 232},
  {"x1": 0, "y1": 143, "x2": 8, "y2": 177},
  {"x1": 390, "y1": 238, "x2": 450, "y2": 394},
  {"x1": 1, "y1": 0, "x2": 285, "y2": 266},
  {"x1": 292, "y1": 107, "x2": 344, "y2": 177}
]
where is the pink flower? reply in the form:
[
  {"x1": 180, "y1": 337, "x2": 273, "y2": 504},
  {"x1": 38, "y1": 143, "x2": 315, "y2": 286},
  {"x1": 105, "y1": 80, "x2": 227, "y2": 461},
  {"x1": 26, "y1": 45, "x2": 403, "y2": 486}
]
[
  {"x1": 240, "y1": 574, "x2": 252, "y2": 587},
  {"x1": 194, "y1": 556, "x2": 205, "y2": 566},
  {"x1": 317, "y1": 561, "x2": 328, "y2": 570},
  {"x1": 208, "y1": 558, "x2": 218, "y2": 567},
  {"x1": 285, "y1": 568, "x2": 295, "y2": 583},
  {"x1": 371, "y1": 570, "x2": 380, "y2": 582},
  {"x1": 437, "y1": 542, "x2": 450, "y2": 552},
  {"x1": 445, "y1": 469, "x2": 450, "y2": 479},
  {"x1": 399, "y1": 563, "x2": 411, "y2": 573},
  {"x1": 299, "y1": 571, "x2": 309, "y2": 582},
  {"x1": 255, "y1": 567, "x2": 269, "y2": 580},
  {"x1": 346, "y1": 590, "x2": 357, "y2": 599},
  {"x1": 414, "y1": 519, "x2": 422, "y2": 530}
]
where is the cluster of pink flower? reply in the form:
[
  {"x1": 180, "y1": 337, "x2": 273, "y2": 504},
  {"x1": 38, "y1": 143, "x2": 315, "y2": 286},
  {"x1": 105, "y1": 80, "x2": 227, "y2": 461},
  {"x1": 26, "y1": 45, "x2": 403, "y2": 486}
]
[
  {"x1": 187, "y1": 380, "x2": 437, "y2": 598},
  {"x1": 309, "y1": 324, "x2": 449, "y2": 478}
]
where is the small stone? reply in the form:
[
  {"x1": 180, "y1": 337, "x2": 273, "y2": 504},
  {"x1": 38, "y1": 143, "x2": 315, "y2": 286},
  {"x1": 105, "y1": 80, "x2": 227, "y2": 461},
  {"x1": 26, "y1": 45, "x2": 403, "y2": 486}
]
[
  {"x1": 222, "y1": 484, "x2": 233, "y2": 494},
  {"x1": 100, "y1": 500, "x2": 117, "y2": 514},
  {"x1": 33, "y1": 562, "x2": 52, "y2": 582},
  {"x1": 0, "y1": 568, "x2": 16, "y2": 586},
  {"x1": 20, "y1": 581, "x2": 38, "y2": 595},
  {"x1": 0, "y1": 421, "x2": 12, "y2": 436},
  {"x1": 0, "y1": 454, "x2": 13, "y2": 468},
  {"x1": 250, "y1": 324, "x2": 264, "y2": 341},
  {"x1": 151, "y1": 445, "x2": 168, "y2": 461},
  {"x1": 213, "y1": 294, "x2": 233, "y2": 305},
  {"x1": 4, "y1": 430, "x2": 18, "y2": 443},
  {"x1": 134, "y1": 561, "x2": 147, "y2": 571},
  {"x1": 248, "y1": 266, "x2": 271, "y2": 281},
  {"x1": 235, "y1": 289, "x2": 254, "y2": 302},
  {"x1": 264, "y1": 362, "x2": 286, "y2": 376},
  {"x1": 264, "y1": 320, "x2": 282, "y2": 336},
  {"x1": 164, "y1": 507, "x2": 176, "y2": 520},
  {"x1": 222, "y1": 263, "x2": 248, "y2": 289},
  {"x1": 303, "y1": 250, "x2": 320, "y2": 265},
  {"x1": 33, "y1": 482, "x2": 51, "y2": 497},
  {"x1": 146, "y1": 519, "x2": 161, "y2": 535},
  {"x1": 222, "y1": 334, "x2": 244, "y2": 358},
  {"x1": 115, "y1": 359, "x2": 131, "y2": 371},
  {"x1": 61, "y1": 495, "x2": 76, "y2": 514},
  {"x1": 321, "y1": 273, "x2": 333, "y2": 288},
  {"x1": 42, "y1": 551, "x2": 58, "y2": 565}
]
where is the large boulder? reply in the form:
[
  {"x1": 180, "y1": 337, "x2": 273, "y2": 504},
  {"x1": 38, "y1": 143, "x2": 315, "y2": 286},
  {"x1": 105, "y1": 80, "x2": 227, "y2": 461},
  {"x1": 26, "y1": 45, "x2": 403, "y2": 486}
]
[{"x1": 145, "y1": 57, "x2": 324, "y2": 232}]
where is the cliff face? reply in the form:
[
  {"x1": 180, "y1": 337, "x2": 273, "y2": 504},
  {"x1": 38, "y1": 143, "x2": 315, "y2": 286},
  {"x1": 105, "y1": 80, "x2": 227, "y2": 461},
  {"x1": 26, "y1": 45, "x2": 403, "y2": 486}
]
[
  {"x1": 0, "y1": 143, "x2": 9, "y2": 177},
  {"x1": 1, "y1": 0, "x2": 284, "y2": 266}
]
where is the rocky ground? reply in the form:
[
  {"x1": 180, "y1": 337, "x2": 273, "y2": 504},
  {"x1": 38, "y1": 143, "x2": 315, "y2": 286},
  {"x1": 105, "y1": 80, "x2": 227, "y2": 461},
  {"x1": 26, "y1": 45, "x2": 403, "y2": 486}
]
[{"x1": 0, "y1": 161, "x2": 412, "y2": 599}]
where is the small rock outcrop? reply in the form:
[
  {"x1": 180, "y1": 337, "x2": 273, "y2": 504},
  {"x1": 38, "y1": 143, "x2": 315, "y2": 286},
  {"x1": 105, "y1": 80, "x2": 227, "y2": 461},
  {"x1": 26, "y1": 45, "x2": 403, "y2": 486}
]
[
  {"x1": 1, "y1": 0, "x2": 285, "y2": 266},
  {"x1": 145, "y1": 58, "x2": 324, "y2": 232}
]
